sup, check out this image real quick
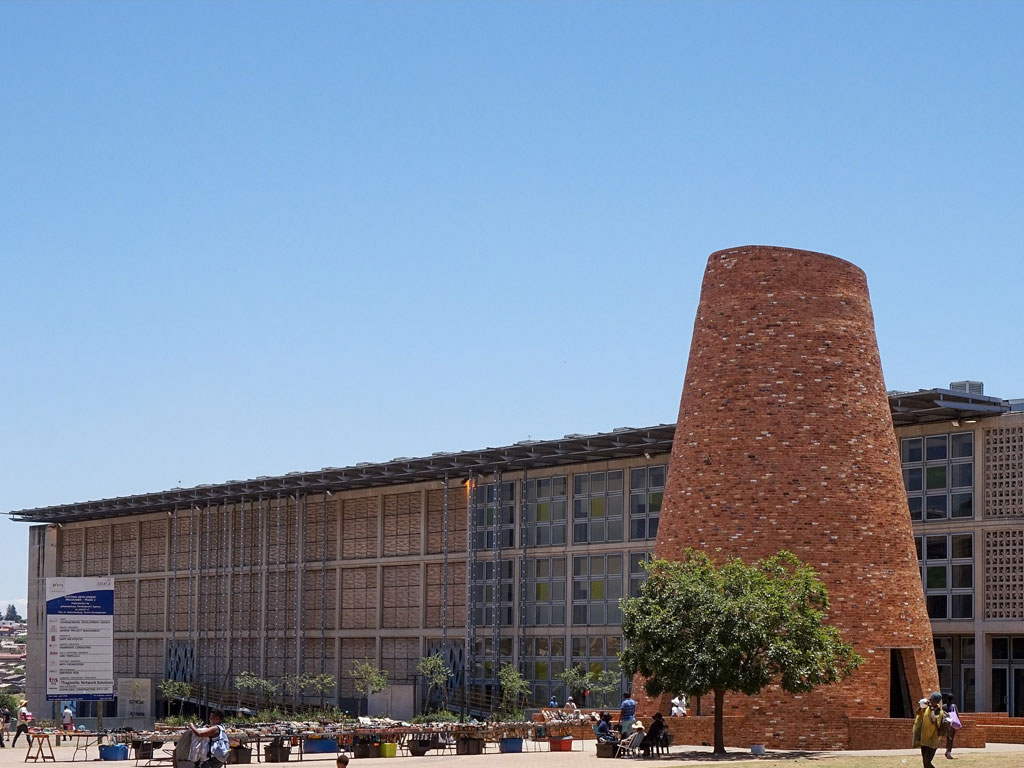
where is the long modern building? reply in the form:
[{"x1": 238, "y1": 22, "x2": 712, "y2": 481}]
[{"x1": 12, "y1": 383, "x2": 1024, "y2": 722}]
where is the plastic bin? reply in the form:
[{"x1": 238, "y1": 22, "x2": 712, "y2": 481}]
[
  {"x1": 303, "y1": 738, "x2": 338, "y2": 754},
  {"x1": 353, "y1": 743, "x2": 378, "y2": 759},
  {"x1": 379, "y1": 743, "x2": 397, "y2": 758},
  {"x1": 264, "y1": 744, "x2": 291, "y2": 762},
  {"x1": 100, "y1": 745, "x2": 130, "y2": 761},
  {"x1": 499, "y1": 738, "x2": 523, "y2": 753},
  {"x1": 456, "y1": 737, "x2": 483, "y2": 755},
  {"x1": 549, "y1": 737, "x2": 573, "y2": 752}
]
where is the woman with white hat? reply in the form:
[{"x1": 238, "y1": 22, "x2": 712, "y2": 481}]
[{"x1": 12, "y1": 700, "x2": 31, "y2": 747}]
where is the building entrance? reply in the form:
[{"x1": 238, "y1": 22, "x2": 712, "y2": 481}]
[{"x1": 990, "y1": 637, "x2": 1024, "y2": 715}]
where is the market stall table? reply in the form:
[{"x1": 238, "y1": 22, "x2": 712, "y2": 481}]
[{"x1": 24, "y1": 734, "x2": 55, "y2": 763}]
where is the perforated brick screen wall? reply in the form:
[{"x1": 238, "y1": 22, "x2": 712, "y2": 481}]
[
  {"x1": 425, "y1": 561, "x2": 466, "y2": 628},
  {"x1": 985, "y1": 425, "x2": 1024, "y2": 518},
  {"x1": 985, "y1": 528, "x2": 1024, "y2": 619},
  {"x1": 382, "y1": 564, "x2": 421, "y2": 628},
  {"x1": 60, "y1": 528, "x2": 83, "y2": 576},
  {"x1": 343, "y1": 498, "x2": 379, "y2": 559},
  {"x1": 302, "y1": 568, "x2": 338, "y2": 630},
  {"x1": 426, "y1": 488, "x2": 468, "y2": 553},
  {"x1": 340, "y1": 567, "x2": 378, "y2": 629}
]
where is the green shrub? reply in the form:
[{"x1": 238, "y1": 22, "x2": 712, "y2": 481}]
[{"x1": 411, "y1": 709, "x2": 459, "y2": 724}]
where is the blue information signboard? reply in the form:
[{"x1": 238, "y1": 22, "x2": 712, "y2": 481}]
[{"x1": 46, "y1": 577, "x2": 115, "y2": 701}]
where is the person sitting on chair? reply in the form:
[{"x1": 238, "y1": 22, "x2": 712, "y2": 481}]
[
  {"x1": 641, "y1": 712, "x2": 668, "y2": 757},
  {"x1": 595, "y1": 712, "x2": 618, "y2": 744}
]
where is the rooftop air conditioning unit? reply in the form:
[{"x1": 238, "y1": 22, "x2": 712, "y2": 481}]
[{"x1": 950, "y1": 380, "x2": 984, "y2": 395}]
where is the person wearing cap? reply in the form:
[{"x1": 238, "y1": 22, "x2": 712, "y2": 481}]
[
  {"x1": 913, "y1": 692, "x2": 947, "y2": 768},
  {"x1": 12, "y1": 700, "x2": 31, "y2": 747},
  {"x1": 563, "y1": 696, "x2": 578, "y2": 715}
]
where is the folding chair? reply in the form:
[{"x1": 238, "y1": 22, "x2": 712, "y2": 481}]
[{"x1": 614, "y1": 731, "x2": 643, "y2": 759}]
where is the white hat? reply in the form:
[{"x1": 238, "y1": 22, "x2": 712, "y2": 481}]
[{"x1": 632, "y1": 720, "x2": 645, "y2": 730}]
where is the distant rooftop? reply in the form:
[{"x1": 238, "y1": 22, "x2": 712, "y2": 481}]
[{"x1": 9, "y1": 387, "x2": 1016, "y2": 525}]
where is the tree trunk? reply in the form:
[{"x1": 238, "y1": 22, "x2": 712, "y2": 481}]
[{"x1": 713, "y1": 689, "x2": 726, "y2": 755}]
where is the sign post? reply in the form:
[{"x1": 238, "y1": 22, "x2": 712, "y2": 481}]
[{"x1": 46, "y1": 577, "x2": 115, "y2": 714}]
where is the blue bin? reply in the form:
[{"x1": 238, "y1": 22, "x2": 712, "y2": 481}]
[
  {"x1": 100, "y1": 745, "x2": 130, "y2": 761},
  {"x1": 499, "y1": 738, "x2": 523, "y2": 753},
  {"x1": 302, "y1": 738, "x2": 338, "y2": 754}
]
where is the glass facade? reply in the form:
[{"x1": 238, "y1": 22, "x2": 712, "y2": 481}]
[
  {"x1": 629, "y1": 465, "x2": 665, "y2": 540},
  {"x1": 902, "y1": 433, "x2": 974, "y2": 522},
  {"x1": 573, "y1": 470, "x2": 624, "y2": 544},
  {"x1": 916, "y1": 533, "x2": 974, "y2": 620}
]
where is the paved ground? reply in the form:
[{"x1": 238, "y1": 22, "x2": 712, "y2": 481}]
[{"x1": 0, "y1": 737, "x2": 1021, "y2": 768}]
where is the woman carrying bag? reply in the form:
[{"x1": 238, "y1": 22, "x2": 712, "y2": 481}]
[{"x1": 941, "y1": 693, "x2": 962, "y2": 759}]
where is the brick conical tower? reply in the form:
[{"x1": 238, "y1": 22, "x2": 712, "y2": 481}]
[{"x1": 638, "y1": 246, "x2": 937, "y2": 749}]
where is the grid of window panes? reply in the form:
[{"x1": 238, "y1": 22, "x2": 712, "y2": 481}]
[
  {"x1": 572, "y1": 553, "x2": 623, "y2": 625},
  {"x1": 473, "y1": 481, "x2": 517, "y2": 549},
  {"x1": 524, "y1": 477, "x2": 568, "y2": 547},
  {"x1": 472, "y1": 635, "x2": 514, "y2": 681},
  {"x1": 520, "y1": 635, "x2": 566, "y2": 705},
  {"x1": 630, "y1": 465, "x2": 666, "y2": 540},
  {"x1": 915, "y1": 533, "x2": 973, "y2": 619},
  {"x1": 902, "y1": 433, "x2": 974, "y2": 522},
  {"x1": 524, "y1": 556, "x2": 567, "y2": 626},
  {"x1": 934, "y1": 636, "x2": 953, "y2": 692},
  {"x1": 990, "y1": 637, "x2": 1024, "y2": 715},
  {"x1": 570, "y1": 635, "x2": 624, "y2": 705},
  {"x1": 471, "y1": 559, "x2": 516, "y2": 626},
  {"x1": 573, "y1": 470, "x2": 624, "y2": 544},
  {"x1": 629, "y1": 552, "x2": 652, "y2": 597},
  {"x1": 961, "y1": 637, "x2": 975, "y2": 712}
]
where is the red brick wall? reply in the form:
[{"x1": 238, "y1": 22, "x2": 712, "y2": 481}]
[
  {"x1": 635, "y1": 246, "x2": 938, "y2": 750},
  {"x1": 848, "y1": 718, "x2": 984, "y2": 749}
]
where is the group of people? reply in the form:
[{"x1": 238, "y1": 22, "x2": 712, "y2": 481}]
[
  {"x1": 590, "y1": 692, "x2": 687, "y2": 758},
  {"x1": 913, "y1": 691, "x2": 961, "y2": 767},
  {"x1": 0, "y1": 699, "x2": 35, "y2": 748}
]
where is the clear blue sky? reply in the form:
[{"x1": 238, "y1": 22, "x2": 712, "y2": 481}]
[{"x1": 2, "y1": 1, "x2": 1022, "y2": 610}]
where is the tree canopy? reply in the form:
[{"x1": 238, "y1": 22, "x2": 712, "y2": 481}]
[
  {"x1": 620, "y1": 550, "x2": 861, "y2": 754},
  {"x1": 350, "y1": 660, "x2": 389, "y2": 716},
  {"x1": 4, "y1": 605, "x2": 22, "y2": 622},
  {"x1": 416, "y1": 654, "x2": 453, "y2": 710}
]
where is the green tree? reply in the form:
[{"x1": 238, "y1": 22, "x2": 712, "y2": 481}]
[
  {"x1": 620, "y1": 551, "x2": 861, "y2": 755},
  {"x1": 234, "y1": 672, "x2": 279, "y2": 709},
  {"x1": 3, "y1": 605, "x2": 22, "y2": 622},
  {"x1": 416, "y1": 654, "x2": 453, "y2": 711},
  {"x1": 307, "y1": 674, "x2": 337, "y2": 708},
  {"x1": 493, "y1": 663, "x2": 531, "y2": 721},
  {"x1": 587, "y1": 669, "x2": 621, "y2": 709},
  {"x1": 350, "y1": 660, "x2": 388, "y2": 717},
  {"x1": 158, "y1": 680, "x2": 194, "y2": 717},
  {"x1": 554, "y1": 664, "x2": 590, "y2": 704}
]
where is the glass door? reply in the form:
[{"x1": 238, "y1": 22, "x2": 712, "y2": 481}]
[
  {"x1": 992, "y1": 667, "x2": 1008, "y2": 712},
  {"x1": 1014, "y1": 668, "x2": 1024, "y2": 717}
]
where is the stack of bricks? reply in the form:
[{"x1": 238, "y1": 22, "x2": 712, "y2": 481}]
[{"x1": 636, "y1": 246, "x2": 938, "y2": 749}]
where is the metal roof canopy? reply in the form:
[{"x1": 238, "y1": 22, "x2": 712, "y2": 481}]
[
  {"x1": 887, "y1": 387, "x2": 1009, "y2": 427},
  {"x1": 10, "y1": 388, "x2": 1013, "y2": 525},
  {"x1": 9, "y1": 424, "x2": 676, "y2": 524}
]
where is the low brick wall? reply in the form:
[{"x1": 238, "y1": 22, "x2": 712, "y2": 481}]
[
  {"x1": 978, "y1": 724, "x2": 1024, "y2": 744},
  {"x1": 847, "y1": 718, "x2": 984, "y2": 750},
  {"x1": 663, "y1": 716, "x2": 746, "y2": 748}
]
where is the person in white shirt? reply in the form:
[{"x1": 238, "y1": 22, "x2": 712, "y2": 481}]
[
  {"x1": 670, "y1": 694, "x2": 687, "y2": 717},
  {"x1": 61, "y1": 706, "x2": 74, "y2": 731},
  {"x1": 12, "y1": 701, "x2": 31, "y2": 747}
]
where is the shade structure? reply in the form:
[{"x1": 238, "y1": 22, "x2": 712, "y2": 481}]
[{"x1": 636, "y1": 246, "x2": 937, "y2": 749}]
